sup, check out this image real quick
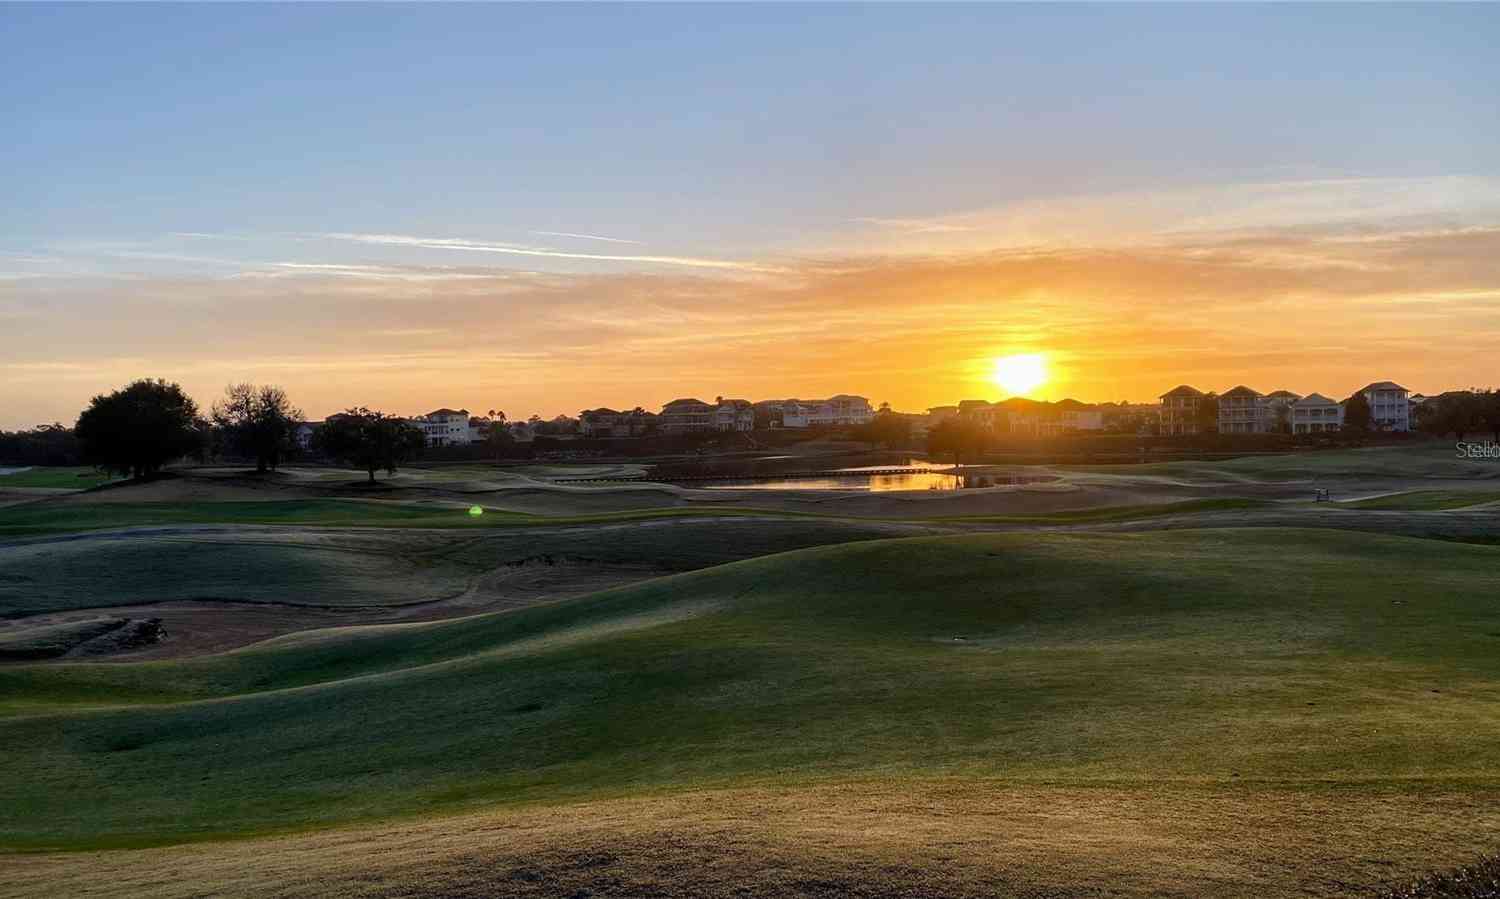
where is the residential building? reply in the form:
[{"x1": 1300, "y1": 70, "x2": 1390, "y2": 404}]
[
  {"x1": 1261, "y1": 390, "x2": 1301, "y2": 434},
  {"x1": 713, "y1": 397, "x2": 754, "y2": 432},
  {"x1": 1159, "y1": 385, "x2": 1205, "y2": 435},
  {"x1": 293, "y1": 421, "x2": 321, "y2": 450},
  {"x1": 957, "y1": 399, "x2": 1007, "y2": 431},
  {"x1": 1358, "y1": 381, "x2": 1411, "y2": 432},
  {"x1": 1218, "y1": 386, "x2": 1265, "y2": 434},
  {"x1": 1053, "y1": 398, "x2": 1104, "y2": 434},
  {"x1": 409, "y1": 408, "x2": 474, "y2": 446},
  {"x1": 1098, "y1": 402, "x2": 1159, "y2": 435},
  {"x1": 579, "y1": 408, "x2": 656, "y2": 438},
  {"x1": 772, "y1": 395, "x2": 874, "y2": 429},
  {"x1": 1291, "y1": 393, "x2": 1343, "y2": 434},
  {"x1": 658, "y1": 398, "x2": 715, "y2": 433}
]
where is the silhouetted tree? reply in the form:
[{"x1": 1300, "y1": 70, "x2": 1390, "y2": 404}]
[
  {"x1": 0, "y1": 423, "x2": 81, "y2": 466},
  {"x1": 1271, "y1": 404, "x2": 1292, "y2": 435},
  {"x1": 212, "y1": 383, "x2": 303, "y2": 473},
  {"x1": 1342, "y1": 393, "x2": 1372, "y2": 434},
  {"x1": 855, "y1": 410, "x2": 913, "y2": 449},
  {"x1": 75, "y1": 379, "x2": 204, "y2": 479},
  {"x1": 312, "y1": 408, "x2": 425, "y2": 484},
  {"x1": 1482, "y1": 389, "x2": 1500, "y2": 442},
  {"x1": 1419, "y1": 390, "x2": 1484, "y2": 441},
  {"x1": 486, "y1": 418, "x2": 515, "y2": 459},
  {"x1": 1194, "y1": 395, "x2": 1220, "y2": 434},
  {"x1": 927, "y1": 418, "x2": 989, "y2": 466}
]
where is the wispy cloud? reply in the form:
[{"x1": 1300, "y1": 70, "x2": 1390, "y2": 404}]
[
  {"x1": 318, "y1": 232, "x2": 780, "y2": 273},
  {"x1": 259, "y1": 262, "x2": 499, "y2": 282},
  {"x1": 530, "y1": 230, "x2": 644, "y2": 245},
  {"x1": 851, "y1": 217, "x2": 977, "y2": 235}
]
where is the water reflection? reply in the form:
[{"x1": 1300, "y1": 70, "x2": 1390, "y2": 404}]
[
  {"x1": 697, "y1": 470, "x2": 1057, "y2": 492},
  {"x1": 700, "y1": 471, "x2": 963, "y2": 492}
]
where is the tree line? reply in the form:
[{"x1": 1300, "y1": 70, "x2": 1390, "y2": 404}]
[{"x1": 22, "y1": 378, "x2": 434, "y2": 484}]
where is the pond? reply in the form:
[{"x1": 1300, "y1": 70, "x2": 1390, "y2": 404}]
[{"x1": 694, "y1": 462, "x2": 1058, "y2": 492}]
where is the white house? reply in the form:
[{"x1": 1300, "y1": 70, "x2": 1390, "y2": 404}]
[
  {"x1": 293, "y1": 421, "x2": 321, "y2": 450},
  {"x1": 409, "y1": 408, "x2": 474, "y2": 446},
  {"x1": 1291, "y1": 393, "x2": 1343, "y2": 434},
  {"x1": 1358, "y1": 381, "x2": 1411, "y2": 432},
  {"x1": 772, "y1": 395, "x2": 874, "y2": 429},
  {"x1": 713, "y1": 398, "x2": 754, "y2": 432}
]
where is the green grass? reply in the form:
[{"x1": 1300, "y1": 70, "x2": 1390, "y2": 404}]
[
  {"x1": 1343, "y1": 490, "x2": 1500, "y2": 511},
  {"x1": 4, "y1": 527, "x2": 1500, "y2": 850},
  {"x1": 0, "y1": 537, "x2": 482, "y2": 618},
  {"x1": 0, "y1": 466, "x2": 119, "y2": 489},
  {"x1": 0, "y1": 496, "x2": 1274, "y2": 539},
  {"x1": 930, "y1": 497, "x2": 1267, "y2": 523},
  {"x1": 1066, "y1": 441, "x2": 1500, "y2": 482},
  {"x1": 0, "y1": 499, "x2": 830, "y2": 537},
  {"x1": 0, "y1": 517, "x2": 933, "y2": 618}
]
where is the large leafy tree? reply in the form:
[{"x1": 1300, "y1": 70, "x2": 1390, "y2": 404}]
[
  {"x1": 855, "y1": 410, "x2": 913, "y2": 449},
  {"x1": 75, "y1": 379, "x2": 204, "y2": 479},
  {"x1": 311, "y1": 408, "x2": 425, "y2": 484},
  {"x1": 212, "y1": 383, "x2": 304, "y2": 473},
  {"x1": 926, "y1": 418, "x2": 989, "y2": 466}
]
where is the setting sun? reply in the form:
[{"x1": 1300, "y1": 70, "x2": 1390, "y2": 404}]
[{"x1": 992, "y1": 353, "x2": 1048, "y2": 396}]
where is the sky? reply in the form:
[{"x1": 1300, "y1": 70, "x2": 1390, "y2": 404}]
[{"x1": 3, "y1": 3, "x2": 1498, "y2": 428}]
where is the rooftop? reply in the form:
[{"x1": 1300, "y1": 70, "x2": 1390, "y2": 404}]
[{"x1": 1159, "y1": 385, "x2": 1204, "y2": 399}]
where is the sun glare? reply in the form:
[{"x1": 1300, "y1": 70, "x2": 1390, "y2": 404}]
[{"x1": 992, "y1": 353, "x2": 1048, "y2": 396}]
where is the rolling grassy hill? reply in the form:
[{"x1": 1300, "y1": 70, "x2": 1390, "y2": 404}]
[
  {"x1": 0, "y1": 496, "x2": 1270, "y2": 538},
  {"x1": 4, "y1": 527, "x2": 1500, "y2": 856},
  {"x1": 1068, "y1": 441, "x2": 1499, "y2": 482},
  {"x1": 1344, "y1": 490, "x2": 1500, "y2": 510},
  {"x1": 0, "y1": 466, "x2": 120, "y2": 489}
]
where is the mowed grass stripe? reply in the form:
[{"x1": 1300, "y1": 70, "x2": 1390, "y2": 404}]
[
  {"x1": 0, "y1": 466, "x2": 120, "y2": 489},
  {"x1": 0, "y1": 497, "x2": 1269, "y2": 538},
  {"x1": 1343, "y1": 490, "x2": 1500, "y2": 511},
  {"x1": 3, "y1": 528, "x2": 1500, "y2": 850}
]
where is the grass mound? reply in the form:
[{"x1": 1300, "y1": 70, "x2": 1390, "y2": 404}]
[
  {"x1": 1069, "y1": 442, "x2": 1500, "y2": 482},
  {"x1": 0, "y1": 466, "x2": 120, "y2": 489},
  {"x1": 0, "y1": 617, "x2": 129, "y2": 660},
  {"x1": 1345, "y1": 490, "x2": 1500, "y2": 511},
  {"x1": 0, "y1": 537, "x2": 479, "y2": 618},
  {"x1": 3, "y1": 528, "x2": 1500, "y2": 851}
]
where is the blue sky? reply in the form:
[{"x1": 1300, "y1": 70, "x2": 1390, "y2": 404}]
[{"x1": 2, "y1": 3, "x2": 1498, "y2": 425}]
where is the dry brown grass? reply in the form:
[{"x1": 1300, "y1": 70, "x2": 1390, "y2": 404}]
[{"x1": 6, "y1": 780, "x2": 1496, "y2": 898}]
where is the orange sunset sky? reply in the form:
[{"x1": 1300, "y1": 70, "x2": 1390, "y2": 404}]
[{"x1": 4, "y1": 6, "x2": 1498, "y2": 428}]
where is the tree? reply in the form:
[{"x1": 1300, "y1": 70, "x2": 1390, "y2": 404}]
[
  {"x1": 75, "y1": 379, "x2": 204, "y2": 479},
  {"x1": 1482, "y1": 389, "x2": 1500, "y2": 442},
  {"x1": 0, "y1": 423, "x2": 81, "y2": 466},
  {"x1": 1271, "y1": 403, "x2": 1292, "y2": 435},
  {"x1": 311, "y1": 408, "x2": 426, "y2": 484},
  {"x1": 486, "y1": 418, "x2": 515, "y2": 459},
  {"x1": 211, "y1": 383, "x2": 304, "y2": 473},
  {"x1": 854, "y1": 410, "x2": 913, "y2": 449},
  {"x1": 1342, "y1": 393, "x2": 1372, "y2": 434},
  {"x1": 926, "y1": 418, "x2": 989, "y2": 466},
  {"x1": 1194, "y1": 395, "x2": 1220, "y2": 434},
  {"x1": 1419, "y1": 390, "x2": 1484, "y2": 441}
]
